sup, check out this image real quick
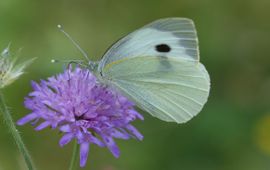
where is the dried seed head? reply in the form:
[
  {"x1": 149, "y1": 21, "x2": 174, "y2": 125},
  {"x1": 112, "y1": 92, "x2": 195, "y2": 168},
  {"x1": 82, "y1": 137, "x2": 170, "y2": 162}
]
[{"x1": 0, "y1": 45, "x2": 35, "y2": 89}]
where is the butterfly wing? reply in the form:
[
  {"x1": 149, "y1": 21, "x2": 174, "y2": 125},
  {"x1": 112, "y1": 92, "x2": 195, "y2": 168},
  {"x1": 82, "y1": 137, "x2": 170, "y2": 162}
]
[
  {"x1": 98, "y1": 18, "x2": 210, "y2": 123},
  {"x1": 101, "y1": 56, "x2": 210, "y2": 123},
  {"x1": 98, "y1": 18, "x2": 199, "y2": 72}
]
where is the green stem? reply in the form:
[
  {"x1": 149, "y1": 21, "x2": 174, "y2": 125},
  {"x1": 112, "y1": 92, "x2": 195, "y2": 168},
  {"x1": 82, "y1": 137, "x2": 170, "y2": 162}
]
[
  {"x1": 69, "y1": 141, "x2": 79, "y2": 170},
  {"x1": 0, "y1": 91, "x2": 35, "y2": 170}
]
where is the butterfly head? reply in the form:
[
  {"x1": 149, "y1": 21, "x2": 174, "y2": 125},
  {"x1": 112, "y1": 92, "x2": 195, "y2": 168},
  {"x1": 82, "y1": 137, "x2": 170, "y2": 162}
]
[{"x1": 88, "y1": 60, "x2": 99, "y2": 72}]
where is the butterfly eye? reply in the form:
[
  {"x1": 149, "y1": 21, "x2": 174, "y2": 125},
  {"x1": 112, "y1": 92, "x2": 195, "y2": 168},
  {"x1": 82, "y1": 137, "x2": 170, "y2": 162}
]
[{"x1": 155, "y1": 44, "x2": 171, "y2": 53}]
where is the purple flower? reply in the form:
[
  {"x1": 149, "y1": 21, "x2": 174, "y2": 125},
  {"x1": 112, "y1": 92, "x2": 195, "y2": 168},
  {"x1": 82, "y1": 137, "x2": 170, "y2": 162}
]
[{"x1": 17, "y1": 66, "x2": 143, "y2": 167}]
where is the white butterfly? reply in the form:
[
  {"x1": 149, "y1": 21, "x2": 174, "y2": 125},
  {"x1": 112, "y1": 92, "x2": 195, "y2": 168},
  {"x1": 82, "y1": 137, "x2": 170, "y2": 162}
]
[{"x1": 60, "y1": 18, "x2": 210, "y2": 123}]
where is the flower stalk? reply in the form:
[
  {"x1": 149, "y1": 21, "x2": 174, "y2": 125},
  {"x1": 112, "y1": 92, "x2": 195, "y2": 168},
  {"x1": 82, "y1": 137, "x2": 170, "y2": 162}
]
[
  {"x1": 0, "y1": 91, "x2": 35, "y2": 170},
  {"x1": 69, "y1": 141, "x2": 79, "y2": 170}
]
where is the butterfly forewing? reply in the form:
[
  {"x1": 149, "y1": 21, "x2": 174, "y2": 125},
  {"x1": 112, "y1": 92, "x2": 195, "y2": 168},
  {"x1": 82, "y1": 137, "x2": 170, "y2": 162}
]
[{"x1": 98, "y1": 18, "x2": 199, "y2": 73}]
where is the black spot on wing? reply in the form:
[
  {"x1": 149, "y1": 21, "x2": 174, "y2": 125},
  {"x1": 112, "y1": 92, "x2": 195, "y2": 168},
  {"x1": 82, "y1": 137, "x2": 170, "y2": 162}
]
[
  {"x1": 155, "y1": 44, "x2": 171, "y2": 52},
  {"x1": 148, "y1": 18, "x2": 199, "y2": 60}
]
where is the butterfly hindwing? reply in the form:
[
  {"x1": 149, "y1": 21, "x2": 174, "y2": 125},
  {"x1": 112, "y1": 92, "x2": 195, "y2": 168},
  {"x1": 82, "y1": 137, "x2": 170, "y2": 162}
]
[{"x1": 102, "y1": 56, "x2": 210, "y2": 123}]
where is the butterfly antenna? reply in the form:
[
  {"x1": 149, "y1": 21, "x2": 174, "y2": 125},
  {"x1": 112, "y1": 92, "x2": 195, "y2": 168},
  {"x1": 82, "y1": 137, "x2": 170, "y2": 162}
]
[
  {"x1": 51, "y1": 59, "x2": 88, "y2": 67},
  {"x1": 57, "y1": 25, "x2": 90, "y2": 62}
]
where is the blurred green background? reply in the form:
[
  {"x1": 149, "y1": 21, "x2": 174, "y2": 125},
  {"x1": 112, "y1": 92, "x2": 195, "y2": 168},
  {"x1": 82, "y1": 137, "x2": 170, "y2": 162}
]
[{"x1": 1, "y1": 0, "x2": 270, "y2": 170}]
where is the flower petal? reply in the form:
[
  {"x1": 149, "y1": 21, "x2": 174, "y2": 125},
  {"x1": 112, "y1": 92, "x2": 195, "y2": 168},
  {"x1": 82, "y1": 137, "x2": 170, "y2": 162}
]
[
  {"x1": 80, "y1": 142, "x2": 90, "y2": 167},
  {"x1": 17, "y1": 113, "x2": 38, "y2": 125},
  {"x1": 31, "y1": 81, "x2": 41, "y2": 91},
  {"x1": 59, "y1": 133, "x2": 74, "y2": 147},
  {"x1": 59, "y1": 124, "x2": 72, "y2": 133},
  {"x1": 103, "y1": 136, "x2": 120, "y2": 158},
  {"x1": 128, "y1": 110, "x2": 144, "y2": 120},
  {"x1": 89, "y1": 134, "x2": 105, "y2": 147},
  {"x1": 35, "y1": 121, "x2": 51, "y2": 131},
  {"x1": 111, "y1": 129, "x2": 130, "y2": 140},
  {"x1": 126, "y1": 125, "x2": 143, "y2": 140}
]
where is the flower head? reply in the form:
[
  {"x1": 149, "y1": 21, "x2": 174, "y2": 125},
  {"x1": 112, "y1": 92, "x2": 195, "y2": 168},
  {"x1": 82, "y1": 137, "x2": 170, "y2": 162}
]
[
  {"x1": 0, "y1": 45, "x2": 35, "y2": 89},
  {"x1": 17, "y1": 66, "x2": 143, "y2": 167}
]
